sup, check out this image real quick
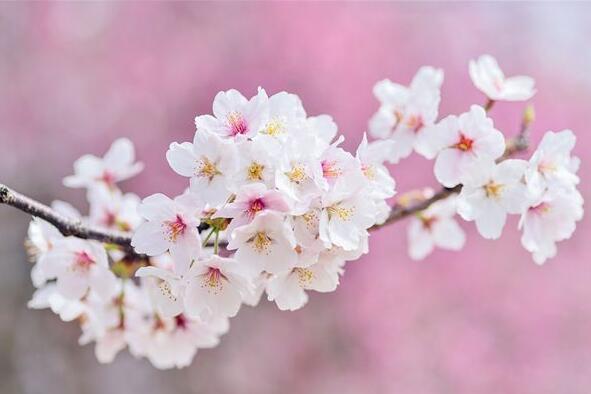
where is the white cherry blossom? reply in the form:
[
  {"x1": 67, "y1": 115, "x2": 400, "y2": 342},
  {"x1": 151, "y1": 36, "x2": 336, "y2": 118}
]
[
  {"x1": 525, "y1": 129, "x2": 580, "y2": 196},
  {"x1": 88, "y1": 187, "x2": 142, "y2": 232},
  {"x1": 167, "y1": 130, "x2": 238, "y2": 206},
  {"x1": 131, "y1": 193, "x2": 203, "y2": 259},
  {"x1": 369, "y1": 66, "x2": 443, "y2": 163},
  {"x1": 39, "y1": 237, "x2": 118, "y2": 300},
  {"x1": 195, "y1": 88, "x2": 269, "y2": 139},
  {"x1": 318, "y1": 175, "x2": 375, "y2": 251},
  {"x1": 519, "y1": 188, "x2": 583, "y2": 264},
  {"x1": 407, "y1": 194, "x2": 465, "y2": 260},
  {"x1": 457, "y1": 159, "x2": 530, "y2": 239},
  {"x1": 214, "y1": 182, "x2": 290, "y2": 234},
  {"x1": 266, "y1": 254, "x2": 342, "y2": 311},
  {"x1": 469, "y1": 54, "x2": 536, "y2": 101},
  {"x1": 63, "y1": 138, "x2": 144, "y2": 190},
  {"x1": 227, "y1": 211, "x2": 298, "y2": 275},
  {"x1": 356, "y1": 133, "x2": 397, "y2": 200},
  {"x1": 421, "y1": 105, "x2": 506, "y2": 187},
  {"x1": 183, "y1": 255, "x2": 253, "y2": 321}
]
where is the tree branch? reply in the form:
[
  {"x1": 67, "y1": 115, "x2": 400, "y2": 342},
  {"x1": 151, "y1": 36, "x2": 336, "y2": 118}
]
[
  {"x1": 0, "y1": 109, "x2": 532, "y2": 257},
  {"x1": 0, "y1": 184, "x2": 136, "y2": 253}
]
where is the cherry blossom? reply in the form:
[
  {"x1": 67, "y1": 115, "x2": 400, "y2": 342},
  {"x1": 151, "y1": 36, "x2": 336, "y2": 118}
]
[
  {"x1": 369, "y1": 66, "x2": 444, "y2": 163},
  {"x1": 469, "y1": 54, "x2": 536, "y2": 101},
  {"x1": 39, "y1": 237, "x2": 118, "y2": 300},
  {"x1": 407, "y1": 194, "x2": 465, "y2": 260},
  {"x1": 457, "y1": 159, "x2": 530, "y2": 239},
  {"x1": 525, "y1": 129, "x2": 580, "y2": 196},
  {"x1": 227, "y1": 211, "x2": 298, "y2": 274},
  {"x1": 519, "y1": 188, "x2": 584, "y2": 264},
  {"x1": 63, "y1": 138, "x2": 144, "y2": 190},
  {"x1": 183, "y1": 255, "x2": 253, "y2": 321},
  {"x1": 166, "y1": 130, "x2": 238, "y2": 206},
  {"x1": 214, "y1": 182, "x2": 290, "y2": 234},
  {"x1": 422, "y1": 105, "x2": 506, "y2": 187},
  {"x1": 131, "y1": 193, "x2": 203, "y2": 259},
  {"x1": 11, "y1": 70, "x2": 584, "y2": 371},
  {"x1": 89, "y1": 187, "x2": 142, "y2": 232},
  {"x1": 195, "y1": 88, "x2": 269, "y2": 139},
  {"x1": 266, "y1": 255, "x2": 342, "y2": 311}
]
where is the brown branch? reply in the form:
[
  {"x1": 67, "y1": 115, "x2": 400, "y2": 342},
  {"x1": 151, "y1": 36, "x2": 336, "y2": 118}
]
[
  {"x1": 0, "y1": 184, "x2": 136, "y2": 253},
  {"x1": 1, "y1": 106, "x2": 532, "y2": 256}
]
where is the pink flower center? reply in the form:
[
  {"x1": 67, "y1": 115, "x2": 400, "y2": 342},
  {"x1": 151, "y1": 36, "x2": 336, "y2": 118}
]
[
  {"x1": 202, "y1": 267, "x2": 227, "y2": 294},
  {"x1": 454, "y1": 134, "x2": 474, "y2": 152},
  {"x1": 98, "y1": 171, "x2": 116, "y2": 187},
  {"x1": 321, "y1": 160, "x2": 342, "y2": 180},
  {"x1": 420, "y1": 215, "x2": 438, "y2": 231},
  {"x1": 174, "y1": 314, "x2": 188, "y2": 330},
  {"x1": 104, "y1": 210, "x2": 117, "y2": 227},
  {"x1": 227, "y1": 112, "x2": 248, "y2": 136},
  {"x1": 247, "y1": 198, "x2": 265, "y2": 219},
  {"x1": 74, "y1": 251, "x2": 95, "y2": 272},
  {"x1": 406, "y1": 114, "x2": 424, "y2": 132},
  {"x1": 164, "y1": 214, "x2": 187, "y2": 242}
]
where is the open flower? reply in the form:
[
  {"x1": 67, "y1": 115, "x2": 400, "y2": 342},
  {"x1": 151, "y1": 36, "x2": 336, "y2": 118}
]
[
  {"x1": 39, "y1": 238, "x2": 118, "y2": 300},
  {"x1": 195, "y1": 88, "x2": 269, "y2": 139},
  {"x1": 232, "y1": 137, "x2": 277, "y2": 189},
  {"x1": 457, "y1": 159, "x2": 530, "y2": 239},
  {"x1": 369, "y1": 66, "x2": 444, "y2": 163},
  {"x1": 184, "y1": 255, "x2": 253, "y2": 321},
  {"x1": 421, "y1": 105, "x2": 506, "y2": 187},
  {"x1": 63, "y1": 138, "x2": 144, "y2": 190},
  {"x1": 228, "y1": 211, "x2": 298, "y2": 275},
  {"x1": 525, "y1": 129, "x2": 580, "y2": 196},
  {"x1": 131, "y1": 193, "x2": 203, "y2": 258},
  {"x1": 469, "y1": 54, "x2": 536, "y2": 101},
  {"x1": 167, "y1": 130, "x2": 238, "y2": 206},
  {"x1": 88, "y1": 187, "x2": 142, "y2": 232},
  {"x1": 356, "y1": 133, "x2": 397, "y2": 200},
  {"x1": 266, "y1": 254, "x2": 342, "y2": 311},
  {"x1": 214, "y1": 183, "x2": 290, "y2": 234},
  {"x1": 407, "y1": 194, "x2": 465, "y2": 260},
  {"x1": 519, "y1": 188, "x2": 584, "y2": 264}
]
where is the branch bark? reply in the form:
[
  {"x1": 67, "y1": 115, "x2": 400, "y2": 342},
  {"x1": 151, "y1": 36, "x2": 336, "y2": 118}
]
[
  {"x1": 0, "y1": 184, "x2": 136, "y2": 253},
  {"x1": 0, "y1": 117, "x2": 531, "y2": 257}
]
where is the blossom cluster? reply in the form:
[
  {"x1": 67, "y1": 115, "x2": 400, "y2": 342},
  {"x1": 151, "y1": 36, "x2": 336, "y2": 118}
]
[
  {"x1": 27, "y1": 90, "x2": 396, "y2": 368},
  {"x1": 23, "y1": 54, "x2": 583, "y2": 369},
  {"x1": 369, "y1": 54, "x2": 582, "y2": 263}
]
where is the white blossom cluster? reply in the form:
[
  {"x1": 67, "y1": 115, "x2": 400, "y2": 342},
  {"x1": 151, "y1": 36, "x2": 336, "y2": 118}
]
[
  {"x1": 24, "y1": 54, "x2": 583, "y2": 369},
  {"x1": 26, "y1": 90, "x2": 396, "y2": 368},
  {"x1": 369, "y1": 54, "x2": 582, "y2": 263}
]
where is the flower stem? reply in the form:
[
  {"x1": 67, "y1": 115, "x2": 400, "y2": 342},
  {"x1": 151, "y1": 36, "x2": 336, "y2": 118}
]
[
  {"x1": 213, "y1": 230, "x2": 220, "y2": 255},
  {"x1": 202, "y1": 227, "x2": 216, "y2": 247}
]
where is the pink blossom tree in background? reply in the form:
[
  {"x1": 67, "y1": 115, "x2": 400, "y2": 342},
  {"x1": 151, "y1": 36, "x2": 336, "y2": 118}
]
[{"x1": 0, "y1": 55, "x2": 583, "y2": 369}]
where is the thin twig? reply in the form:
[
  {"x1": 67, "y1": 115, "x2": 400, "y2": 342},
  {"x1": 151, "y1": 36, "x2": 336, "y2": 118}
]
[{"x1": 0, "y1": 184, "x2": 136, "y2": 253}]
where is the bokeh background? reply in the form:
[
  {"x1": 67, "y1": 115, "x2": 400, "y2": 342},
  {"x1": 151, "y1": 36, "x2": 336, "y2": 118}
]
[{"x1": 1, "y1": 2, "x2": 590, "y2": 393}]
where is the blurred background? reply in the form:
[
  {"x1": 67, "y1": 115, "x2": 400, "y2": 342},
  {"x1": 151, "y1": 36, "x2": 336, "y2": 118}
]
[{"x1": 1, "y1": 2, "x2": 590, "y2": 393}]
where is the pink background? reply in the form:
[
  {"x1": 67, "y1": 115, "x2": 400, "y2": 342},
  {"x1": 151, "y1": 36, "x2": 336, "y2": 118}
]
[{"x1": 0, "y1": 3, "x2": 590, "y2": 393}]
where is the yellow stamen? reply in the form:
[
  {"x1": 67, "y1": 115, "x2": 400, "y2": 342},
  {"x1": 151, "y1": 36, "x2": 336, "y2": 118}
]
[
  {"x1": 251, "y1": 232, "x2": 272, "y2": 254},
  {"x1": 286, "y1": 165, "x2": 306, "y2": 184},
  {"x1": 247, "y1": 161, "x2": 265, "y2": 181},
  {"x1": 197, "y1": 157, "x2": 221, "y2": 181},
  {"x1": 484, "y1": 181, "x2": 504, "y2": 198},
  {"x1": 294, "y1": 267, "x2": 314, "y2": 287},
  {"x1": 327, "y1": 204, "x2": 354, "y2": 221}
]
